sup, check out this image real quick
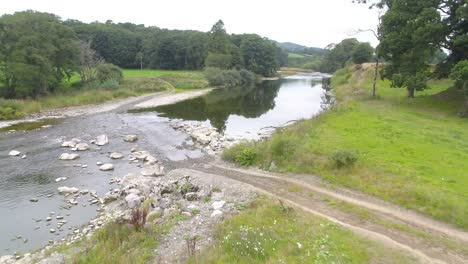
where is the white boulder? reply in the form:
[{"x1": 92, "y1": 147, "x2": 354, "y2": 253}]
[
  {"x1": 211, "y1": 210, "x2": 223, "y2": 218},
  {"x1": 141, "y1": 164, "x2": 164, "y2": 176},
  {"x1": 123, "y1": 134, "x2": 138, "y2": 142},
  {"x1": 58, "y1": 187, "x2": 79, "y2": 194},
  {"x1": 75, "y1": 143, "x2": 89, "y2": 151},
  {"x1": 59, "y1": 153, "x2": 80, "y2": 160},
  {"x1": 99, "y1": 164, "x2": 114, "y2": 171},
  {"x1": 109, "y1": 152, "x2": 124, "y2": 159},
  {"x1": 125, "y1": 193, "x2": 142, "y2": 209},
  {"x1": 212, "y1": 201, "x2": 226, "y2": 210},
  {"x1": 95, "y1": 134, "x2": 109, "y2": 146},
  {"x1": 8, "y1": 150, "x2": 21, "y2": 156}
]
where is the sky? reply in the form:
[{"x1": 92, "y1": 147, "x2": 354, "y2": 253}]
[{"x1": 1, "y1": 0, "x2": 380, "y2": 48}]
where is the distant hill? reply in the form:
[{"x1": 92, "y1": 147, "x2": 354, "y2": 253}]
[{"x1": 275, "y1": 41, "x2": 327, "y2": 56}]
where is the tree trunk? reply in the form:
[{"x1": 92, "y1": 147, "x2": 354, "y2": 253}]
[
  {"x1": 372, "y1": 59, "x2": 379, "y2": 97},
  {"x1": 407, "y1": 88, "x2": 415, "y2": 98},
  {"x1": 140, "y1": 56, "x2": 143, "y2": 70}
]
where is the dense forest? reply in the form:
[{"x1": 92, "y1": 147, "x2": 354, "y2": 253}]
[{"x1": 0, "y1": 11, "x2": 285, "y2": 99}]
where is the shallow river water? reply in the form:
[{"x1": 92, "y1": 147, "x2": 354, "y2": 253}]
[{"x1": 0, "y1": 73, "x2": 330, "y2": 255}]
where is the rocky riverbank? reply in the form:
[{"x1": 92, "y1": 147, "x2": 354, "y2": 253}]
[{"x1": 1, "y1": 129, "x2": 256, "y2": 264}]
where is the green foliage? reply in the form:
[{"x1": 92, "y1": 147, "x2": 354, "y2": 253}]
[
  {"x1": 208, "y1": 20, "x2": 230, "y2": 54},
  {"x1": 205, "y1": 53, "x2": 232, "y2": 69},
  {"x1": 223, "y1": 143, "x2": 258, "y2": 166},
  {"x1": 70, "y1": 222, "x2": 163, "y2": 264},
  {"x1": 450, "y1": 60, "x2": 468, "y2": 94},
  {"x1": 376, "y1": 0, "x2": 467, "y2": 97},
  {"x1": 351, "y1": 43, "x2": 373, "y2": 64},
  {"x1": 320, "y1": 38, "x2": 373, "y2": 73},
  {"x1": 96, "y1": 63, "x2": 123, "y2": 84},
  {"x1": 191, "y1": 198, "x2": 414, "y2": 263},
  {"x1": 0, "y1": 11, "x2": 79, "y2": 98},
  {"x1": 330, "y1": 150, "x2": 358, "y2": 168},
  {"x1": 204, "y1": 67, "x2": 255, "y2": 88},
  {"x1": 0, "y1": 98, "x2": 25, "y2": 120},
  {"x1": 239, "y1": 34, "x2": 279, "y2": 76}
]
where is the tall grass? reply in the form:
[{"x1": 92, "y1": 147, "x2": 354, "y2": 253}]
[{"x1": 190, "y1": 198, "x2": 415, "y2": 263}]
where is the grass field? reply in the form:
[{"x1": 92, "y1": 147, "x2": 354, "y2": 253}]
[
  {"x1": 224, "y1": 65, "x2": 468, "y2": 229},
  {"x1": 0, "y1": 69, "x2": 208, "y2": 121},
  {"x1": 190, "y1": 198, "x2": 415, "y2": 263}
]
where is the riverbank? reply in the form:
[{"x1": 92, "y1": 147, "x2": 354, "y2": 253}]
[
  {"x1": 223, "y1": 64, "x2": 468, "y2": 230},
  {"x1": 0, "y1": 70, "x2": 208, "y2": 122}
]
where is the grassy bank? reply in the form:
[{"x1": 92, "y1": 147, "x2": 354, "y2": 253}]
[
  {"x1": 224, "y1": 64, "x2": 468, "y2": 229},
  {"x1": 190, "y1": 198, "x2": 415, "y2": 263},
  {"x1": 0, "y1": 69, "x2": 208, "y2": 120}
]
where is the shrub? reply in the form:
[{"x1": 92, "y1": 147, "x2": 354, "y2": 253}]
[
  {"x1": 96, "y1": 63, "x2": 123, "y2": 84},
  {"x1": 99, "y1": 79, "x2": 120, "y2": 90},
  {"x1": 234, "y1": 147, "x2": 257, "y2": 166},
  {"x1": 330, "y1": 150, "x2": 358, "y2": 168},
  {"x1": 0, "y1": 99, "x2": 25, "y2": 120},
  {"x1": 204, "y1": 67, "x2": 255, "y2": 88}
]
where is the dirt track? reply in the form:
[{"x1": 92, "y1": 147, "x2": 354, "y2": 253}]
[{"x1": 187, "y1": 160, "x2": 468, "y2": 264}]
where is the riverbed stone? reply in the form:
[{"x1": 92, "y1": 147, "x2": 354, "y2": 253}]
[
  {"x1": 75, "y1": 143, "x2": 89, "y2": 151},
  {"x1": 109, "y1": 152, "x2": 124, "y2": 159},
  {"x1": 141, "y1": 164, "x2": 164, "y2": 176},
  {"x1": 57, "y1": 187, "x2": 79, "y2": 194},
  {"x1": 125, "y1": 193, "x2": 141, "y2": 209},
  {"x1": 211, "y1": 210, "x2": 223, "y2": 218},
  {"x1": 29, "y1": 198, "x2": 39, "y2": 202},
  {"x1": 185, "y1": 192, "x2": 198, "y2": 201},
  {"x1": 55, "y1": 177, "x2": 67, "y2": 183},
  {"x1": 123, "y1": 134, "x2": 138, "y2": 142},
  {"x1": 8, "y1": 150, "x2": 21, "y2": 156},
  {"x1": 58, "y1": 153, "x2": 79, "y2": 160},
  {"x1": 95, "y1": 134, "x2": 109, "y2": 146},
  {"x1": 99, "y1": 164, "x2": 114, "y2": 171},
  {"x1": 212, "y1": 201, "x2": 226, "y2": 210}
]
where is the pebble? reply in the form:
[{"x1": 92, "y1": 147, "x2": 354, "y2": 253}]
[
  {"x1": 29, "y1": 198, "x2": 39, "y2": 202},
  {"x1": 49, "y1": 229, "x2": 56, "y2": 233}
]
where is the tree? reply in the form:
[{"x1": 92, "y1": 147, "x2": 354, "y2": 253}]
[
  {"x1": 351, "y1": 42, "x2": 374, "y2": 64},
  {"x1": 239, "y1": 34, "x2": 279, "y2": 76},
  {"x1": 77, "y1": 40, "x2": 103, "y2": 83},
  {"x1": 377, "y1": 0, "x2": 445, "y2": 98},
  {"x1": 0, "y1": 11, "x2": 79, "y2": 98},
  {"x1": 208, "y1": 20, "x2": 229, "y2": 54},
  {"x1": 320, "y1": 38, "x2": 362, "y2": 73},
  {"x1": 450, "y1": 60, "x2": 468, "y2": 115}
]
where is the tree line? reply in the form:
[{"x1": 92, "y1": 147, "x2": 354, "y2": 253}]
[{"x1": 0, "y1": 11, "x2": 284, "y2": 99}]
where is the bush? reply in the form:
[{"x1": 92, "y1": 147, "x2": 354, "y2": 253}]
[
  {"x1": 0, "y1": 99, "x2": 25, "y2": 120},
  {"x1": 223, "y1": 143, "x2": 258, "y2": 166},
  {"x1": 96, "y1": 63, "x2": 123, "y2": 84},
  {"x1": 330, "y1": 150, "x2": 358, "y2": 168},
  {"x1": 204, "y1": 67, "x2": 255, "y2": 88},
  {"x1": 99, "y1": 79, "x2": 120, "y2": 90}
]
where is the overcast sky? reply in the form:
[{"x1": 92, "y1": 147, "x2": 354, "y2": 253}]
[{"x1": 1, "y1": 0, "x2": 380, "y2": 48}]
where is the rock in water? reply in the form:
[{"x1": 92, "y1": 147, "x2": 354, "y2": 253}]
[
  {"x1": 95, "y1": 134, "x2": 109, "y2": 146},
  {"x1": 61, "y1": 138, "x2": 80, "y2": 148},
  {"x1": 109, "y1": 152, "x2": 124, "y2": 159},
  {"x1": 141, "y1": 164, "x2": 164, "y2": 176},
  {"x1": 123, "y1": 134, "x2": 138, "y2": 142},
  {"x1": 29, "y1": 198, "x2": 39, "y2": 202},
  {"x1": 125, "y1": 193, "x2": 142, "y2": 209},
  {"x1": 8, "y1": 150, "x2": 21, "y2": 156},
  {"x1": 75, "y1": 143, "x2": 89, "y2": 151},
  {"x1": 99, "y1": 164, "x2": 114, "y2": 171},
  {"x1": 55, "y1": 177, "x2": 67, "y2": 183},
  {"x1": 59, "y1": 153, "x2": 80, "y2": 160},
  {"x1": 58, "y1": 187, "x2": 79, "y2": 194}
]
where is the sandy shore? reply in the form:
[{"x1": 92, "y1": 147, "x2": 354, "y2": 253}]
[{"x1": 0, "y1": 89, "x2": 213, "y2": 130}]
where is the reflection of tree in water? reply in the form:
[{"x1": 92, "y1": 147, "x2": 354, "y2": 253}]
[{"x1": 151, "y1": 81, "x2": 281, "y2": 132}]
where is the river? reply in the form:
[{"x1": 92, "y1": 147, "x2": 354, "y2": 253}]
[{"x1": 0, "y1": 73, "x2": 330, "y2": 255}]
